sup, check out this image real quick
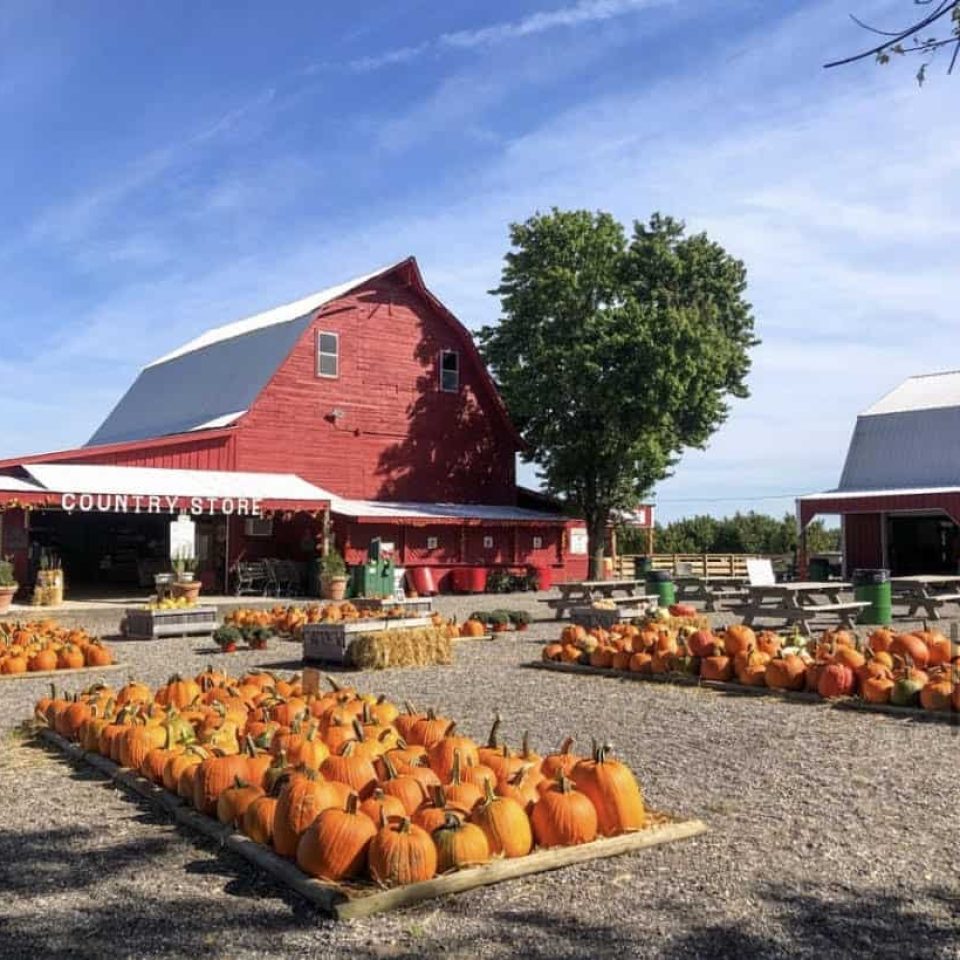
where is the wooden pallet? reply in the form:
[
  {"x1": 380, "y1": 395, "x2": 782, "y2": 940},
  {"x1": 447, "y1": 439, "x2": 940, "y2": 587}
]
[
  {"x1": 0, "y1": 662, "x2": 126, "y2": 682},
  {"x1": 528, "y1": 661, "x2": 959, "y2": 726},
  {"x1": 37, "y1": 728, "x2": 707, "y2": 920}
]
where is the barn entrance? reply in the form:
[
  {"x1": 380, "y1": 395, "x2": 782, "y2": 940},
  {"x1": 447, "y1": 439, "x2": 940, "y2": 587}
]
[
  {"x1": 887, "y1": 514, "x2": 959, "y2": 575},
  {"x1": 26, "y1": 510, "x2": 229, "y2": 592},
  {"x1": 28, "y1": 510, "x2": 170, "y2": 589}
]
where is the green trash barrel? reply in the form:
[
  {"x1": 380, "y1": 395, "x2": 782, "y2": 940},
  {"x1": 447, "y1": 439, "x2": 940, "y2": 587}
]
[
  {"x1": 853, "y1": 568, "x2": 891, "y2": 626},
  {"x1": 808, "y1": 557, "x2": 831, "y2": 581},
  {"x1": 646, "y1": 570, "x2": 676, "y2": 607}
]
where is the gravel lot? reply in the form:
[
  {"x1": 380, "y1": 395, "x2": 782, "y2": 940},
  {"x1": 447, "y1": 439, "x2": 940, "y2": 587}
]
[{"x1": 1, "y1": 594, "x2": 958, "y2": 960}]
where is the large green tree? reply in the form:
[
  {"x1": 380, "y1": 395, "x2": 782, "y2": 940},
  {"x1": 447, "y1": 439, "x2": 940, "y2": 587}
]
[
  {"x1": 825, "y1": 1, "x2": 960, "y2": 84},
  {"x1": 479, "y1": 209, "x2": 758, "y2": 578}
]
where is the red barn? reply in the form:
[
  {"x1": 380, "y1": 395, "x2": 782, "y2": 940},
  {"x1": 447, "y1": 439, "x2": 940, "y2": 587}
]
[{"x1": 0, "y1": 258, "x2": 589, "y2": 595}]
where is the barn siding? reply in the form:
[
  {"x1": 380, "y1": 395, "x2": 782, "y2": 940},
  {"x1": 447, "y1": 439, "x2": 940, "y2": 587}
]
[
  {"x1": 843, "y1": 513, "x2": 884, "y2": 571},
  {"x1": 233, "y1": 278, "x2": 518, "y2": 503}
]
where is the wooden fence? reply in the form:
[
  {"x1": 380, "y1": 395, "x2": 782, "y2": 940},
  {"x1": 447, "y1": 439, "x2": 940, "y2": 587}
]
[{"x1": 612, "y1": 553, "x2": 761, "y2": 580}]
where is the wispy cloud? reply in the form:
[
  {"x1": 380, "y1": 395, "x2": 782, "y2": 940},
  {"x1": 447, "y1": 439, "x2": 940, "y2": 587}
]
[{"x1": 349, "y1": 0, "x2": 671, "y2": 71}]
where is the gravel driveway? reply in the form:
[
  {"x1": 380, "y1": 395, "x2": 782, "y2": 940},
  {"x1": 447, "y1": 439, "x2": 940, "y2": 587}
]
[{"x1": 0, "y1": 595, "x2": 957, "y2": 959}]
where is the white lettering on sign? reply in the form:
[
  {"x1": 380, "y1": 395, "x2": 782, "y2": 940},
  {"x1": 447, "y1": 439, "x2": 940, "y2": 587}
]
[{"x1": 59, "y1": 493, "x2": 270, "y2": 517}]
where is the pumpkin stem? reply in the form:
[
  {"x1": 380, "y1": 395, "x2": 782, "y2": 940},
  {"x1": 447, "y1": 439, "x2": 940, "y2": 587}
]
[
  {"x1": 450, "y1": 748, "x2": 463, "y2": 786},
  {"x1": 345, "y1": 792, "x2": 360, "y2": 815},
  {"x1": 482, "y1": 777, "x2": 497, "y2": 806},
  {"x1": 485, "y1": 712, "x2": 502, "y2": 748},
  {"x1": 558, "y1": 736, "x2": 575, "y2": 756},
  {"x1": 381, "y1": 753, "x2": 399, "y2": 781}
]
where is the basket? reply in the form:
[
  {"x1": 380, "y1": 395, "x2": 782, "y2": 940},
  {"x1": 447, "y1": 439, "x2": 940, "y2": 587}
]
[{"x1": 123, "y1": 606, "x2": 219, "y2": 640}]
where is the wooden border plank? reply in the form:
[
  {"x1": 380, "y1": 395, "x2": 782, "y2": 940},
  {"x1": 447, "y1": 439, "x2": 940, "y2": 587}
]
[
  {"x1": 36, "y1": 728, "x2": 706, "y2": 919},
  {"x1": 0, "y1": 663, "x2": 127, "y2": 682},
  {"x1": 527, "y1": 661, "x2": 959, "y2": 726}
]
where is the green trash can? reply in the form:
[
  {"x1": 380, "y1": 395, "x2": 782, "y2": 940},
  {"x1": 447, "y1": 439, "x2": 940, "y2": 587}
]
[
  {"x1": 808, "y1": 557, "x2": 831, "y2": 581},
  {"x1": 646, "y1": 570, "x2": 676, "y2": 608},
  {"x1": 853, "y1": 568, "x2": 891, "y2": 626}
]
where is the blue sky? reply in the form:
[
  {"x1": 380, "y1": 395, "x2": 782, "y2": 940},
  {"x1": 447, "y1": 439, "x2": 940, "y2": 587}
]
[{"x1": 1, "y1": 0, "x2": 956, "y2": 522}]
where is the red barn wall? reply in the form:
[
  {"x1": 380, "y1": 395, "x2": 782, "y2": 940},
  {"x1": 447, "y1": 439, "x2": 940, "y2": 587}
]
[
  {"x1": 234, "y1": 277, "x2": 517, "y2": 503},
  {"x1": 843, "y1": 513, "x2": 883, "y2": 572},
  {"x1": 50, "y1": 436, "x2": 235, "y2": 471}
]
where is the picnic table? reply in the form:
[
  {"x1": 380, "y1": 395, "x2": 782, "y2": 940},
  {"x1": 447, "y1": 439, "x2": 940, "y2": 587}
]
[
  {"x1": 889, "y1": 574, "x2": 960, "y2": 620},
  {"x1": 674, "y1": 574, "x2": 749, "y2": 612},
  {"x1": 543, "y1": 579, "x2": 645, "y2": 620},
  {"x1": 738, "y1": 582, "x2": 868, "y2": 634}
]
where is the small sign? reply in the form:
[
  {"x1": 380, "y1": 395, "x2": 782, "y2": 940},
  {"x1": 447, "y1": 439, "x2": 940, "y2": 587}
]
[
  {"x1": 169, "y1": 515, "x2": 196, "y2": 560},
  {"x1": 569, "y1": 528, "x2": 588, "y2": 555},
  {"x1": 622, "y1": 505, "x2": 654, "y2": 529},
  {"x1": 532, "y1": 536, "x2": 543, "y2": 550},
  {"x1": 426, "y1": 536, "x2": 439, "y2": 550},
  {"x1": 482, "y1": 535, "x2": 494, "y2": 549}
]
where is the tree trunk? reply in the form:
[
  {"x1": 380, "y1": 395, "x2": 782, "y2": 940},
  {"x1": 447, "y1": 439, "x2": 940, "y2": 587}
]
[{"x1": 587, "y1": 512, "x2": 608, "y2": 580}]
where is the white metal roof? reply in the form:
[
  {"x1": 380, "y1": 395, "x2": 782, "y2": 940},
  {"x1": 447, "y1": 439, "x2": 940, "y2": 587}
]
[
  {"x1": 145, "y1": 261, "x2": 403, "y2": 369},
  {"x1": 329, "y1": 496, "x2": 567, "y2": 523},
  {"x1": 0, "y1": 474, "x2": 45, "y2": 493},
  {"x1": 863, "y1": 370, "x2": 960, "y2": 415},
  {"x1": 22, "y1": 463, "x2": 335, "y2": 502},
  {"x1": 799, "y1": 486, "x2": 960, "y2": 501},
  {"x1": 188, "y1": 410, "x2": 247, "y2": 432}
]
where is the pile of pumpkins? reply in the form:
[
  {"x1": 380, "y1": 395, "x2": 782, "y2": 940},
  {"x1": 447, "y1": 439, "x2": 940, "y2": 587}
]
[
  {"x1": 0, "y1": 621, "x2": 113, "y2": 675},
  {"x1": 542, "y1": 621, "x2": 960, "y2": 712},
  {"x1": 35, "y1": 671, "x2": 646, "y2": 887},
  {"x1": 225, "y1": 604, "x2": 474, "y2": 641}
]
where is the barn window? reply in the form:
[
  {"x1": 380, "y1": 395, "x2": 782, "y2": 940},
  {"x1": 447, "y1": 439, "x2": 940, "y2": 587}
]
[
  {"x1": 440, "y1": 350, "x2": 459, "y2": 392},
  {"x1": 532, "y1": 536, "x2": 543, "y2": 550},
  {"x1": 483, "y1": 535, "x2": 494, "y2": 549},
  {"x1": 317, "y1": 332, "x2": 339, "y2": 378}
]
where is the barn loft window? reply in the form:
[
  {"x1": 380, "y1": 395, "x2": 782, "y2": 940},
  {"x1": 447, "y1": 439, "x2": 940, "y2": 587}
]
[
  {"x1": 440, "y1": 349, "x2": 459, "y2": 392},
  {"x1": 317, "y1": 331, "x2": 339, "y2": 378}
]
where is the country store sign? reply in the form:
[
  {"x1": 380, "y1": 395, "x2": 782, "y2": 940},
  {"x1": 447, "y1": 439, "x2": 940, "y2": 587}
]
[{"x1": 60, "y1": 493, "x2": 264, "y2": 516}]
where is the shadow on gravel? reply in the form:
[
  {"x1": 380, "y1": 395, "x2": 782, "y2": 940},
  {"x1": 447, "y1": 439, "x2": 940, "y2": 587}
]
[{"x1": 658, "y1": 882, "x2": 960, "y2": 959}]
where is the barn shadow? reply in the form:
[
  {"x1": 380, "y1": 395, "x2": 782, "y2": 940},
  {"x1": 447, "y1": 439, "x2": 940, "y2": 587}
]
[{"x1": 363, "y1": 287, "x2": 513, "y2": 505}]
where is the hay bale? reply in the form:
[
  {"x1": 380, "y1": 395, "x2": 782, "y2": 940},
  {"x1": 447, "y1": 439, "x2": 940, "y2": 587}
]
[{"x1": 347, "y1": 627, "x2": 453, "y2": 670}]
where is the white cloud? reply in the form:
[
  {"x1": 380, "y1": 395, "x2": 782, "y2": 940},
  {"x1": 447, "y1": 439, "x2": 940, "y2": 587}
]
[{"x1": 347, "y1": 0, "x2": 673, "y2": 72}]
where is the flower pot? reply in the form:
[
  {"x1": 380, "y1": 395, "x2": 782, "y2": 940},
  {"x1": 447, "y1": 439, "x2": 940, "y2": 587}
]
[
  {"x1": 492, "y1": 622, "x2": 509, "y2": 633},
  {"x1": 0, "y1": 585, "x2": 16, "y2": 614},
  {"x1": 515, "y1": 623, "x2": 529, "y2": 632},
  {"x1": 172, "y1": 581, "x2": 202, "y2": 602},
  {"x1": 321, "y1": 574, "x2": 348, "y2": 601},
  {"x1": 177, "y1": 572, "x2": 195, "y2": 583}
]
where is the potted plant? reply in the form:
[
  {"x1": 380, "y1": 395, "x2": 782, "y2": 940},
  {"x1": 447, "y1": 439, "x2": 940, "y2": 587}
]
[
  {"x1": 509, "y1": 610, "x2": 531, "y2": 632},
  {"x1": 245, "y1": 625, "x2": 271, "y2": 651},
  {"x1": 320, "y1": 548, "x2": 348, "y2": 601},
  {"x1": 490, "y1": 609, "x2": 511, "y2": 633},
  {"x1": 0, "y1": 558, "x2": 17, "y2": 614},
  {"x1": 172, "y1": 551, "x2": 202, "y2": 602},
  {"x1": 213, "y1": 625, "x2": 242, "y2": 653}
]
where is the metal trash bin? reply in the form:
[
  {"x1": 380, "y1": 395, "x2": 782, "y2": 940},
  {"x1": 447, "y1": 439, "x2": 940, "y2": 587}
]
[
  {"x1": 853, "y1": 568, "x2": 891, "y2": 626},
  {"x1": 645, "y1": 570, "x2": 675, "y2": 607}
]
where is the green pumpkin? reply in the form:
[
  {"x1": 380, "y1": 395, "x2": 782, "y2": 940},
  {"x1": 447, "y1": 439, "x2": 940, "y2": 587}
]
[{"x1": 890, "y1": 677, "x2": 923, "y2": 707}]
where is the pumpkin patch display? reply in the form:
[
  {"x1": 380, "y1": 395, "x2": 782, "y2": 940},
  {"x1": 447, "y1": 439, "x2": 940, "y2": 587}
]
[
  {"x1": 0, "y1": 621, "x2": 114, "y2": 675},
  {"x1": 35, "y1": 670, "x2": 655, "y2": 892},
  {"x1": 540, "y1": 620, "x2": 959, "y2": 715}
]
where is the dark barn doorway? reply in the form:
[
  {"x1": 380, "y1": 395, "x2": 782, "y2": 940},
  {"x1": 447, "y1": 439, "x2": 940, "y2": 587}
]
[
  {"x1": 28, "y1": 510, "x2": 170, "y2": 589},
  {"x1": 887, "y1": 514, "x2": 959, "y2": 575}
]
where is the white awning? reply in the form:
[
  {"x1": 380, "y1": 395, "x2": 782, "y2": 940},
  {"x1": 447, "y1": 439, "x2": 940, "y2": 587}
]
[
  {"x1": 22, "y1": 463, "x2": 334, "y2": 503},
  {"x1": 0, "y1": 475, "x2": 45, "y2": 493},
  {"x1": 330, "y1": 496, "x2": 567, "y2": 523}
]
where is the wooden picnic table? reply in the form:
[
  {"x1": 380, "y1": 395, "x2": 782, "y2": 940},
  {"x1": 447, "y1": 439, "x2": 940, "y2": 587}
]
[
  {"x1": 738, "y1": 582, "x2": 867, "y2": 634},
  {"x1": 889, "y1": 575, "x2": 960, "y2": 620},
  {"x1": 674, "y1": 574, "x2": 749, "y2": 612},
  {"x1": 545, "y1": 579, "x2": 644, "y2": 620}
]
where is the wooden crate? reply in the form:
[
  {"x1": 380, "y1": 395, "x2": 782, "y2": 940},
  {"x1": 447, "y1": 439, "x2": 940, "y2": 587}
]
[
  {"x1": 0, "y1": 662, "x2": 125, "y2": 682},
  {"x1": 528, "y1": 661, "x2": 960, "y2": 726},
  {"x1": 38, "y1": 727, "x2": 707, "y2": 919},
  {"x1": 353, "y1": 597, "x2": 434, "y2": 617},
  {"x1": 302, "y1": 617, "x2": 432, "y2": 664},
  {"x1": 122, "y1": 606, "x2": 219, "y2": 640}
]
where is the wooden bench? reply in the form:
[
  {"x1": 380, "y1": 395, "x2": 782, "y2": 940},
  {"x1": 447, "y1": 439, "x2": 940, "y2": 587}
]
[
  {"x1": 898, "y1": 592, "x2": 960, "y2": 620},
  {"x1": 738, "y1": 600, "x2": 869, "y2": 635}
]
